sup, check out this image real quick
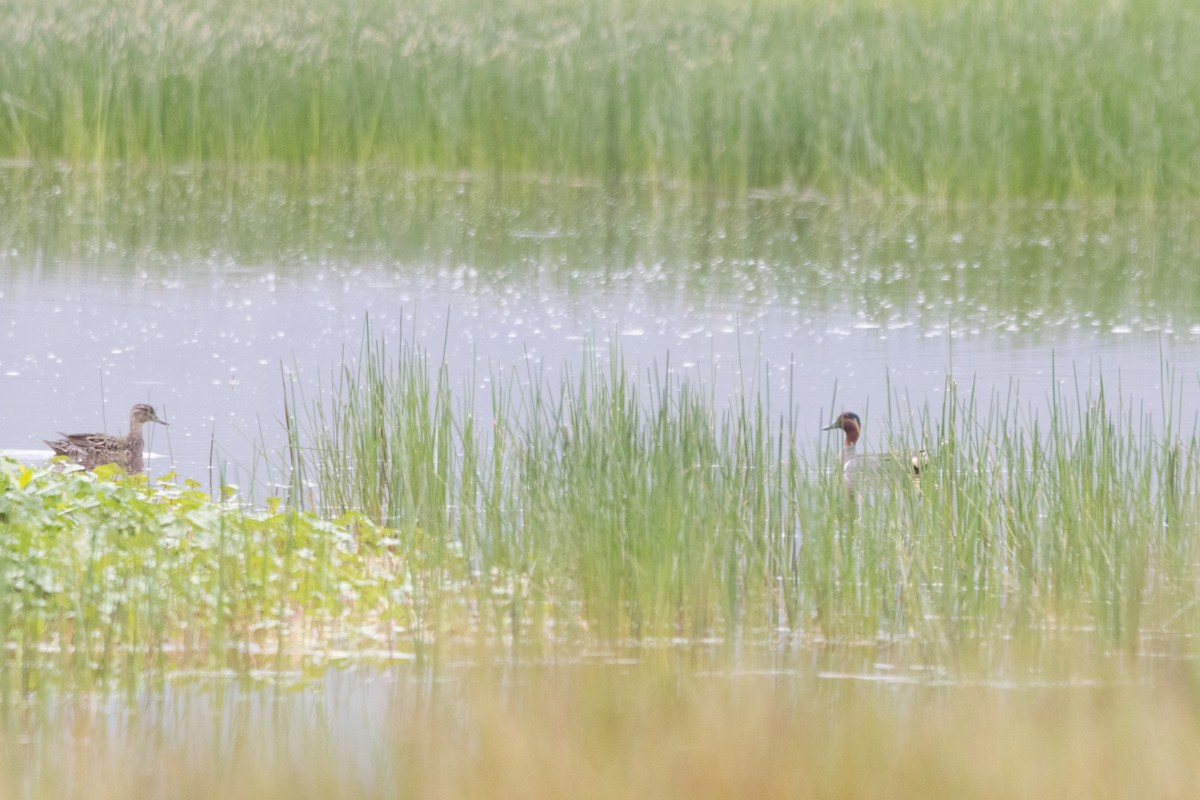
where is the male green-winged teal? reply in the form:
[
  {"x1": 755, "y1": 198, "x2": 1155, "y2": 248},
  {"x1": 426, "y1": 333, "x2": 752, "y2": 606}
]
[
  {"x1": 823, "y1": 411, "x2": 924, "y2": 492},
  {"x1": 44, "y1": 403, "x2": 169, "y2": 472}
]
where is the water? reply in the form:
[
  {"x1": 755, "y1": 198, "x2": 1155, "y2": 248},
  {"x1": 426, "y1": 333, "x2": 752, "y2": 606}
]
[
  {"x1": 3, "y1": 165, "x2": 1199, "y2": 496},
  {"x1": 4, "y1": 632, "x2": 1158, "y2": 799}
]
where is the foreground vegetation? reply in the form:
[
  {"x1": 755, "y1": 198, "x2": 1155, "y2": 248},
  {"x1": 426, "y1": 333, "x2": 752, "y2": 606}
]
[
  {"x1": 3, "y1": 0, "x2": 1200, "y2": 198},
  {"x1": 6, "y1": 339, "x2": 1198, "y2": 685},
  {"x1": 0, "y1": 459, "x2": 404, "y2": 690},
  {"x1": 5, "y1": 339, "x2": 1200, "y2": 797}
]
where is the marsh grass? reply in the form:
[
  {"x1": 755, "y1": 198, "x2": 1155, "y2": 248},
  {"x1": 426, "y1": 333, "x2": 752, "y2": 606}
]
[
  {"x1": 5, "y1": 334, "x2": 1197, "y2": 687},
  {"x1": 3, "y1": 0, "x2": 1200, "y2": 198},
  {"x1": 284, "y1": 331, "x2": 1200, "y2": 666}
]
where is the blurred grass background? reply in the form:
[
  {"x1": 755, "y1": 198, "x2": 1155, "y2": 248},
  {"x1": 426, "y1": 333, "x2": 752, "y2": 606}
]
[{"x1": 2, "y1": 0, "x2": 1198, "y2": 199}]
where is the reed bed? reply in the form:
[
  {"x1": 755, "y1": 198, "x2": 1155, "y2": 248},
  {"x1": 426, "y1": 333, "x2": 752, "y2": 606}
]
[
  {"x1": 5, "y1": 335, "x2": 1198, "y2": 684},
  {"x1": 285, "y1": 331, "x2": 1200, "y2": 666},
  {"x1": 2, "y1": 0, "x2": 1199, "y2": 198}
]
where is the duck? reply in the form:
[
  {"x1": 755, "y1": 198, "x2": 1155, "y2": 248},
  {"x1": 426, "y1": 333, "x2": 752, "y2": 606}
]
[
  {"x1": 822, "y1": 411, "x2": 924, "y2": 492},
  {"x1": 45, "y1": 403, "x2": 169, "y2": 472}
]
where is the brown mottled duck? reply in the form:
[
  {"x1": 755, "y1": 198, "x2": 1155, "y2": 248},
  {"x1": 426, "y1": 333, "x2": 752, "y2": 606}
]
[{"x1": 45, "y1": 403, "x2": 169, "y2": 472}]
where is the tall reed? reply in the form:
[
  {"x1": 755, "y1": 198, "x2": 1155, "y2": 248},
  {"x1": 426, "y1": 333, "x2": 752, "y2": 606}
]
[{"x1": 284, "y1": 332, "x2": 1200, "y2": 659}]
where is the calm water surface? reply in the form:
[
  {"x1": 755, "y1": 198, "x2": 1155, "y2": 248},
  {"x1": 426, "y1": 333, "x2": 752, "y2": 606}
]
[{"x1": 3, "y1": 165, "x2": 1200, "y2": 495}]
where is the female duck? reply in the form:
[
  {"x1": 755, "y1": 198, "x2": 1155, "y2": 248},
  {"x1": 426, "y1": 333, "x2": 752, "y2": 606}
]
[{"x1": 45, "y1": 403, "x2": 169, "y2": 472}]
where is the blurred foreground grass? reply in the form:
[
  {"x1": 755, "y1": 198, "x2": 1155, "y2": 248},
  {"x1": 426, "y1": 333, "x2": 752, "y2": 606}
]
[{"x1": 5, "y1": 658, "x2": 1200, "y2": 800}]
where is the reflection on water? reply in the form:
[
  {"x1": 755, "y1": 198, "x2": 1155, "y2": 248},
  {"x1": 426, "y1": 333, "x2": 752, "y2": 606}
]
[
  {"x1": 0, "y1": 636, "x2": 1162, "y2": 798},
  {"x1": 2, "y1": 164, "x2": 1200, "y2": 494}
]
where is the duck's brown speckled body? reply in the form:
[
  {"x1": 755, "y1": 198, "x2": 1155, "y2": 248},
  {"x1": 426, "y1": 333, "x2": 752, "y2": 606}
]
[{"x1": 45, "y1": 404, "x2": 168, "y2": 472}]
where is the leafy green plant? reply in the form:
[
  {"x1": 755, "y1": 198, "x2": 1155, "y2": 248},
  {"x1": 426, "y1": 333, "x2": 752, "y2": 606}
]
[{"x1": 0, "y1": 458, "x2": 414, "y2": 688}]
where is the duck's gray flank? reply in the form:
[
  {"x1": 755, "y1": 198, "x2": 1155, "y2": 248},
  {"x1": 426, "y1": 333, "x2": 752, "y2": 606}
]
[{"x1": 822, "y1": 411, "x2": 924, "y2": 491}]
